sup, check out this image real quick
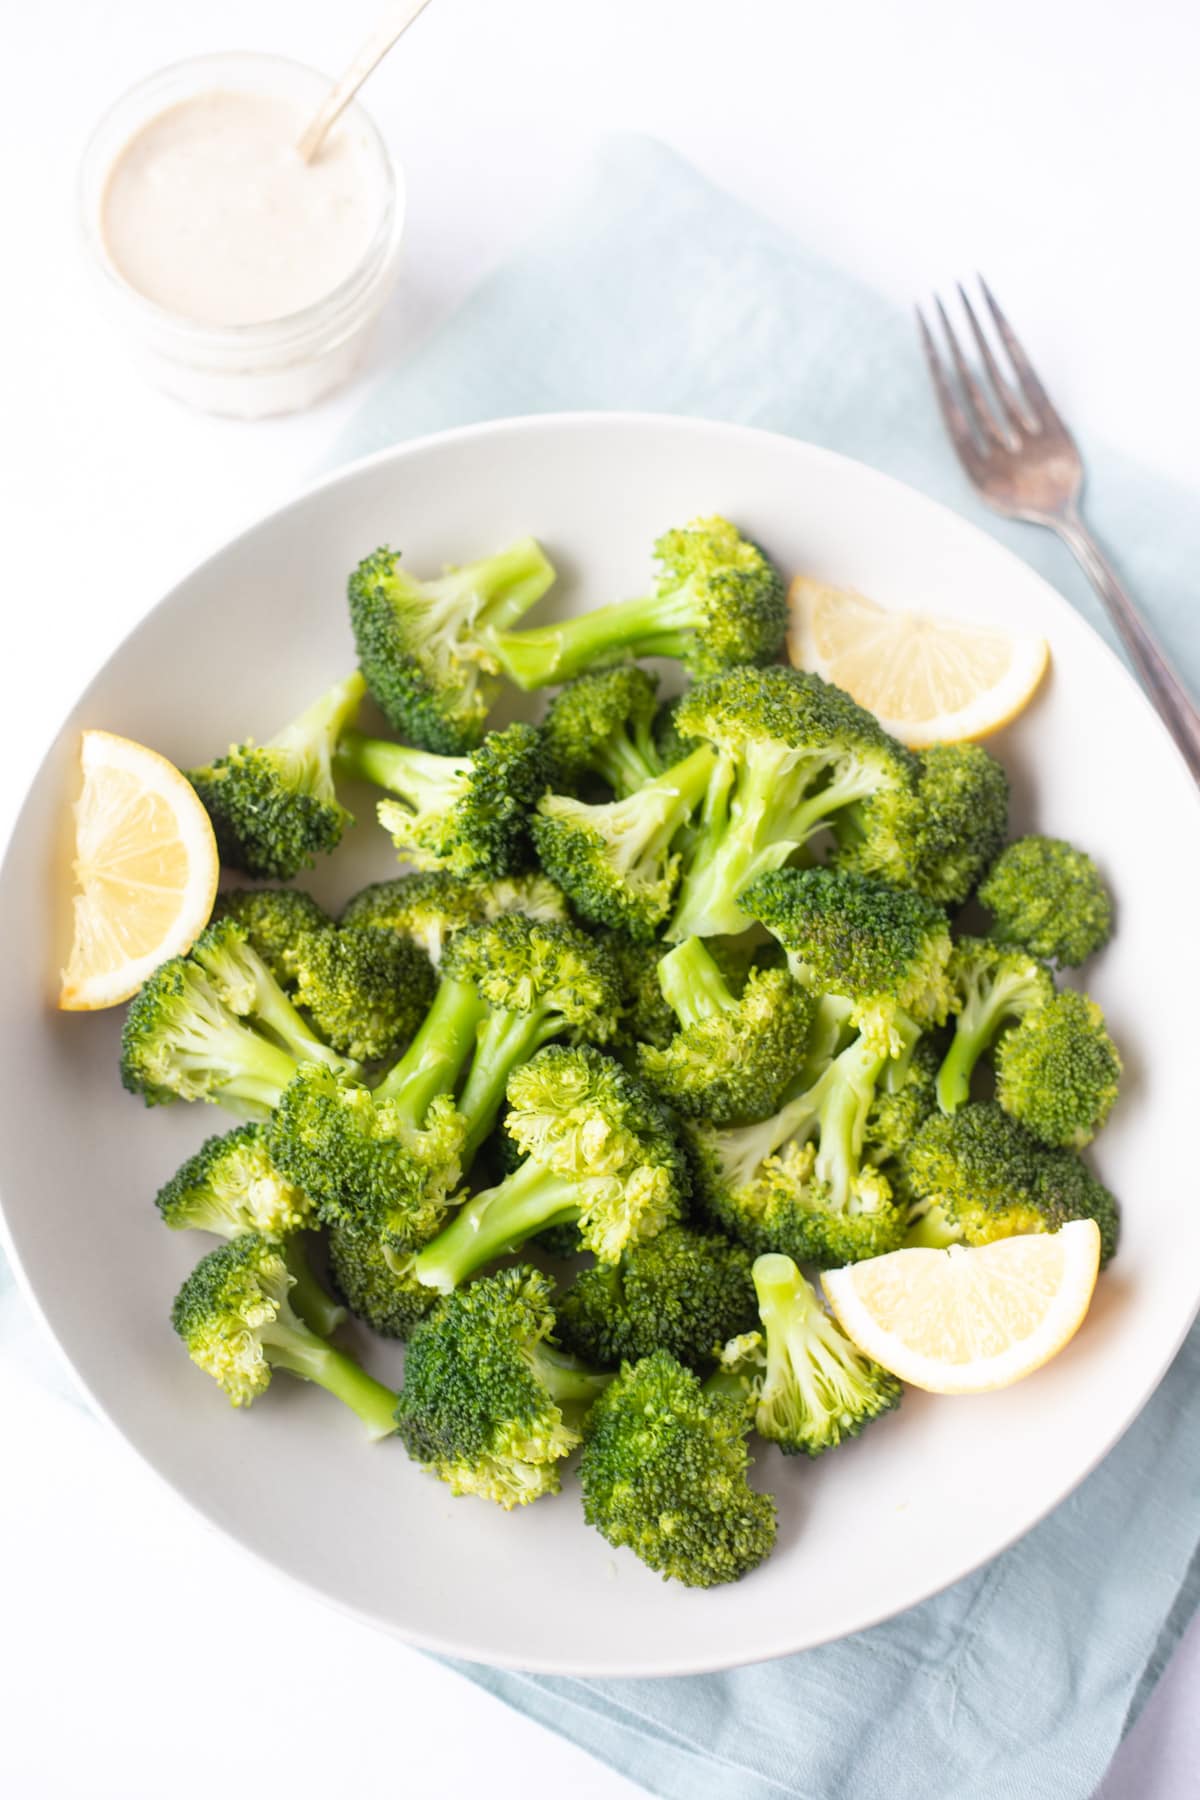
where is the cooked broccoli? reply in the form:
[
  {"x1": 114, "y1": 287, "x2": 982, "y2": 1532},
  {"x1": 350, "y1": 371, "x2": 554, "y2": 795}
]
[
  {"x1": 187, "y1": 673, "x2": 364, "y2": 879},
  {"x1": 542, "y1": 666, "x2": 665, "y2": 796},
  {"x1": 337, "y1": 722, "x2": 545, "y2": 878},
  {"x1": 742, "y1": 867, "x2": 954, "y2": 1056},
  {"x1": 153, "y1": 1123, "x2": 344, "y2": 1337},
  {"x1": 171, "y1": 1234, "x2": 397, "y2": 1438},
  {"x1": 394, "y1": 1266, "x2": 610, "y2": 1507},
  {"x1": 664, "y1": 667, "x2": 918, "y2": 942},
  {"x1": 935, "y1": 938, "x2": 1055, "y2": 1115},
  {"x1": 862, "y1": 1034, "x2": 943, "y2": 1167},
  {"x1": 490, "y1": 517, "x2": 786, "y2": 691},
  {"x1": 579, "y1": 1349, "x2": 776, "y2": 1587},
  {"x1": 555, "y1": 1224, "x2": 758, "y2": 1371},
  {"x1": 120, "y1": 920, "x2": 356, "y2": 1115},
  {"x1": 210, "y1": 887, "x2": 331, "y2": 982},
  {"x1": 832, "y1": 742, "x2": 1009, "y2": 906},
  {"x1": 532, "y1": 744, "x2": 717, "y2": 939},
  {"x1": 635, "y1": 936, "x2": 813, "y2": 1124},
  {"x1": 600, "y1": 930, "x2": 680, "y2": 1052},
  {"x1": 281, "y1": 925, "x2": 436, "y2": 1062},
  {"x1": 326, "y1": 1217, "x2": 438, "y2": 1339},
  {"x1": 994, "y1": 989, "x2": 1121, "y2": 1148},
  {"x1": 979, "y1": 836, "x2": 1114, "y2": 967},
  {"x1": 348, "y1": 538, "x2": 556, "y2": 752},
  {"x1": 411, "y1": 1046, "x2": 689, "y2": 1293},
  {"x1": 903, "y1": 1102, "x2": 1120, "y2": 1264},
  {"x1": 339, "y1": 870, "x2": 567, "y2": 963},
  {"x1": 713, "y1": 1253, "x2": 901, "y2": 1456},
  {"x1": 652, "y1": 692, "x2": 695, "y2": 770}
]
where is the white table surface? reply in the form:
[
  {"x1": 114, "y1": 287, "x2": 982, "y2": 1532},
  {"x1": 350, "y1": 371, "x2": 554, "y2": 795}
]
[{"x1": 4, "y1": 2, "x2": 1199, "y2": 1794}]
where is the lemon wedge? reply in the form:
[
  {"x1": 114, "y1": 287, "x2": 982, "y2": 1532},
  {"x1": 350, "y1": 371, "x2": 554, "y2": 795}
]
[
  {"x1": 788, "y1": 576, "x2": 1048, "y2": 748},
  {"x1": 59, "y1": 730, "x2": 219, "y2": 1010},
  {"x1": 820, "y1": 1221, "x2": 1101, "y2": 1395}
]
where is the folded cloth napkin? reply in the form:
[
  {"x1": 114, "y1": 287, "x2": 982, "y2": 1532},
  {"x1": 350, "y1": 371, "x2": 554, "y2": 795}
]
[{"x1": 5, "y1": 133, "x2": 1199, "y2": 1800}]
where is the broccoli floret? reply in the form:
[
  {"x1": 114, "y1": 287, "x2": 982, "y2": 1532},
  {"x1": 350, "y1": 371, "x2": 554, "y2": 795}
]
[
  {"x1": 556, "y1": 1224, "x2": 758, "y2": 1371},
  {"x1": 171, "y1": 1234, "x2": 397, "y2": 1437},
  {"x1": 862, "y1": 1034, "x2": 943, "y2": 1166},
  {"x1": 339, "y1": 870, "x2": 567, "y2": 963},
  {"x1": 935, "y1": 937, "x2": 1055, "y2": 1115},
  {"x1": 153, "y1": 1123, "x2": 344, "y2": 1337},
  {"x1": 326, "y1": 1218, "x2": 438, "y2": 1339},
  {"x1": 579, "y1": 1349, "x2": 776, "y2": 1587},
  {"x1": 600, "y1": 930, "x2": 680, "y2": 1052},
  {"x1": 337, "y1": 722, "x2": 546, "y2": 879},
  {"x1": 904, "y1": 1102, "x2": 1119, "y2": 1264},
  {"x1": 120, "y1": 920, "x2": 356, "y2": 1116},
  {"x1": 665, "y1": 667, "x2": 918, "y2": 941},
  {"x1": 395, "y1": 1266, "x2": 611, "y2": 1507},
  {"x1": 832, "y1": 742, "x2": 1009, "y2": 906},
  {"x1": 348, "y1": 538, "x2": 556, "y2": 752},
  {"x1": 979, "y1": 836, "x2": 1114, "y2": 967},
  {"x1": 635, "y1": 936, "x2": 814, "y2": 1124},
  {"x1": 210, "y1": 887, "x2": 332, "y2": 982},
  {"x1": 743, "y1": 867, "x2": 954, "y2": 1055},
  {"x1": 652, "y1": 692, "x2": 695, "y2": 770},
  {"x1": 994, "y1": 989, "x2": 1121, "y2": 1148},
  {"x1": 490, "y1": 517, "x2": 786, "y2": 691},
  {"x1": 532, "y1": 744, "x2": 717, "y2": 940},
  {"x1": 542, "y1": 666, "x2": 665, "y2": 797},
  {"x1": 187, "y1": 673, "x2": 364, "y2": 879},
  {"x1": 281, "y1": 925, "x2": 435, "y2": 1062},
  {"x1": 714, "y1": 1253, "x2": 901, "y2": 1456},
  {"x1": 412, "y1": 1046, "x2": 689, "y2": 1292}
]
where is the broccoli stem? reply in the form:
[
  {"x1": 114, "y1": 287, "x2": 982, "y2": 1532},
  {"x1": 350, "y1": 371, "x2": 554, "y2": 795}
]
[
  {"x1": 190, "y1": 1018, "x2": 302, "y2": 1116},
  {"x1": 454, "y1": 1008, "x2": 553, "y2": 1161},
  {"x1": 269, "y1": 670, "x2": 365, "y2": 758},
  {"x1": 490, "y1": 584, "x2": 707, "y2": 690},
  {"x1": 753, "y1": 1253, "x2": 870, "y2": 1434},
  {"x1": 445, "y1": 537, "x2": 558, "y2": 633},
  {"x1": 262, "y1": 1318, "x2": 398, "y2": 1439},
  {"x1": 529, "y1": 1342, "x2": 613, "y2": 1407},
  {"x1": 794, "y1": 994, "x2": 856, "y2": 1090},
  {"x1": 936, "y1": 970, "x2": 1039, "y2": 1115},
  {"x1": 412, "y1": 1159, "x2": 581, "y2": 1293},
  {"x1": 336, "y1": 731, "x2": 467, "y2": 809},
  {"x1": 598, "y1": 722, "x2": 662, "y2": 796},
  {"x1": 657, "y1": 937, "x2": 737, "y2": 1030},
  {"x1": 904, "y1": 1201, "x2": 963, "y2": 1250},
  {"x1": 247, "y1": 969, "x2": 351, "y2": 1074},
  {"x1": 811, "y1": 1034, "x2": 887, "y2": 1208},
  {"x1": 374, "y1": 976, "x2": 486, "y2": 1122},
  {"x1": 282, "y1": 1236, "x2": 347, "y2": 1338}
]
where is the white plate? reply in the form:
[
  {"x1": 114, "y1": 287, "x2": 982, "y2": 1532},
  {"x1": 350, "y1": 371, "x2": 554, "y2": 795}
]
[{"x1": 2, "y1": 413, "x2": 1198, "y2": 1677}]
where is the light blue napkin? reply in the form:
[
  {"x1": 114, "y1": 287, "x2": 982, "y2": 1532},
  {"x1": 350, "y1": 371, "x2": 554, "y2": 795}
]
[{"x1": 5, "y1": 133, "x2": 1199, "y2": 1800}]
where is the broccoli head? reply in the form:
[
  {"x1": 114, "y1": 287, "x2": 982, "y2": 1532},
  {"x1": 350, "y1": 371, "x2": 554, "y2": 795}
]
[
  {"x1": 542, "y1": 666, "x2": 665, "y2": 796},
  {"x1": 935, "y1": 937, "x2": 1055, "y2": 1115},
  {"x1": 281, "y1": 924, "x2": 435, "y2": 1062},
  {"x1": 187, "y1": 672, "x2": 364, "y2": 879},
  {"x1": 339, "y1": 870, "x2": 567, "y2": 964},
  {"x1": 555, "y1": 1224, "x2": 758, "y2": 1371},
  {"x1": 326, "y1": 1218, "x2": 439, "y2": 1340},
  {"x1": 348, "y1": 538, "x2": 556, "y2": 752},
  {"x1": 994, "y1": 989, "x2": 1121, "y2": 1148},
  {"x1": 579, "y1": 1349, "x2": 777, "y2": 1586},
  {"x1": 832, "y1": 741, "x2": 1009, "y2": 906},
  {"x1": 979, "y1": 835, "x2": 1114, "y2": 967},
  {"x1": 862, "y1": 1034, "x2": 943, "y2": 1167},
  {"x1": 210, "y1": 887, "x2": 331, "y2": 982},
  {"x1": 394, "y1": 1266, "x2": 611, "y2": 1507}
]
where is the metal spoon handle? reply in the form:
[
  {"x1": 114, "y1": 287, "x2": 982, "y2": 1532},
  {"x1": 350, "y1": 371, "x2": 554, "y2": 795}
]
[{"x1": 297, "y1": 0, "x2": 434, "y2": 163}]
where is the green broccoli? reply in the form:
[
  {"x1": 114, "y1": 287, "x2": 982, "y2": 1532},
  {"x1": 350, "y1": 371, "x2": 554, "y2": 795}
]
[
  {"x1": 555, "y1": 1224, "x2": 758, "y2": 1371},
  {"x1": 281, "y1": 925, "x2": 436, "y2": 1062},
  {"x1": 171, "y1": 1234, "x2": 397, "y2": 1438},
  {"x1": 635, "y1": 936, "x2": 814, "y2": 1124},
  {"x1": 542, "y1": 666, "x2": 665, "y2": 795},
  {"x1": 903, "y1": 1102, "x2": 1120, "y2": 1264},
  {"x1": 326, "y1": 1217, "x2": 439, "y2": 1339},
  {"x1": 411, "y1": 1046, "x2": 689, "y2": 1293},
  {"x1": 120, "y1": 920, "x2": 357, "y2": 1116},
  {"x1": 713, "y1": 1253, "x2": 901, "y2": 1456},
  {"x1": 664, "y1": 667, "x2": 918, "y2": 942},
  {"x1": 394, "y1": 1266, "x2": 611, "y2": 1507},
  {"x1": 210, "y1": 887, "x2": 331, "y2": 982},
  {"x1": 187, "y1": 673, "x2": 364, "y2": 879},
  {"x1": 652, "y1": 692, "x2": 695, "y2": 770},
  {"x1": 339, "y1": 870, "x2": 567, "y2": 963},
  {"x1": 994, "y1": 989, "x2": 1121, "y2": 1148},
  {"x1": 935, "y1": 938, "x2": 1055, "y2": 1115},
  {"x1": 489, "y1": 517, "x2": 786, "y2": 690},
  {"x1": 579, "y1": 1349, "x2": 777, "y2": 1587},
  {"x1": 600, "y1": 930, "x2": 681, "y2": 1052},
  {"x1": 337, "y1": 722, "x2": 546, "y2": 879},
  {"x1": 978, "y1": 836, "x2": 1114, "y2": 967},
  {"x1": 832, "y1": 741, "x2": 1009, "y2": 906},
  {"x1": 348, "y1": 537, "x2": 556, "y2": 752},
  {"x1": 862, "y1": 1034, "x2": 943, "y2": 1167},
  {"x1": 153, "y1": 1123, "x2": 344, "y2": 1337}
]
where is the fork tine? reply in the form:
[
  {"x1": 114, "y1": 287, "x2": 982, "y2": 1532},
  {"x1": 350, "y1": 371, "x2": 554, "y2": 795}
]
[
  {"x1": 957, "y1": 282, "x2": 1028, "y2": 438},
  {"x1": 934, "y1": 296, "x2": 1007, "y2": 448},
  {"x1": 916, "y1": 307, "x2": 987, "y2": 477},
  {"x1": 978, "y1": 275, "x2": 1067, "y2": 433}
]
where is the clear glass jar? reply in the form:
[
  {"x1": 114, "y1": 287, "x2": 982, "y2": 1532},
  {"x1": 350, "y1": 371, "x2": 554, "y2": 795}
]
[{"x1": 79, "y1": 53, "x2": 404, "y2": 419}]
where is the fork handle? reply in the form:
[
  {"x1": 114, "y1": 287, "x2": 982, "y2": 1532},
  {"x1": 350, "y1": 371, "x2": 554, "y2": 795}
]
[{"x1": 1053, "y1": 509, "x2": 1200, "y2": 783}]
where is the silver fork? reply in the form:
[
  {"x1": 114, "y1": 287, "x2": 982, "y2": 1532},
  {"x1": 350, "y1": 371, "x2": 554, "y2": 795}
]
[{"x1": 918, "y1": 278, "x2": 1200, "y2": 781}]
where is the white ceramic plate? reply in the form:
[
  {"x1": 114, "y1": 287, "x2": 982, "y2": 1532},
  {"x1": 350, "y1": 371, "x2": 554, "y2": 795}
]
[{"x1": 2, "y1": 414, "x2": 1198, "y2": 1677}]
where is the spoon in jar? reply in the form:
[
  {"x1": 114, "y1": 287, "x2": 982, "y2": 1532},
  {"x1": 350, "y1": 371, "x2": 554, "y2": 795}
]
[{"x1": 296, "y1": 0, "x2": 434, "y2": 162}]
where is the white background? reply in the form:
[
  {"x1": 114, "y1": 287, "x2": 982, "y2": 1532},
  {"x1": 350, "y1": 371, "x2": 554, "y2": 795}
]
[{"x1": 4, "y1": 1, "x2": 1199, "y2": 1794}]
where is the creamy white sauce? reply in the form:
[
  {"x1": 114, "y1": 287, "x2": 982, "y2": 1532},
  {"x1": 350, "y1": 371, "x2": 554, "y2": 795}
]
[{"x1": 100, "y1": 90, "x2": 377, "y2": 326}]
